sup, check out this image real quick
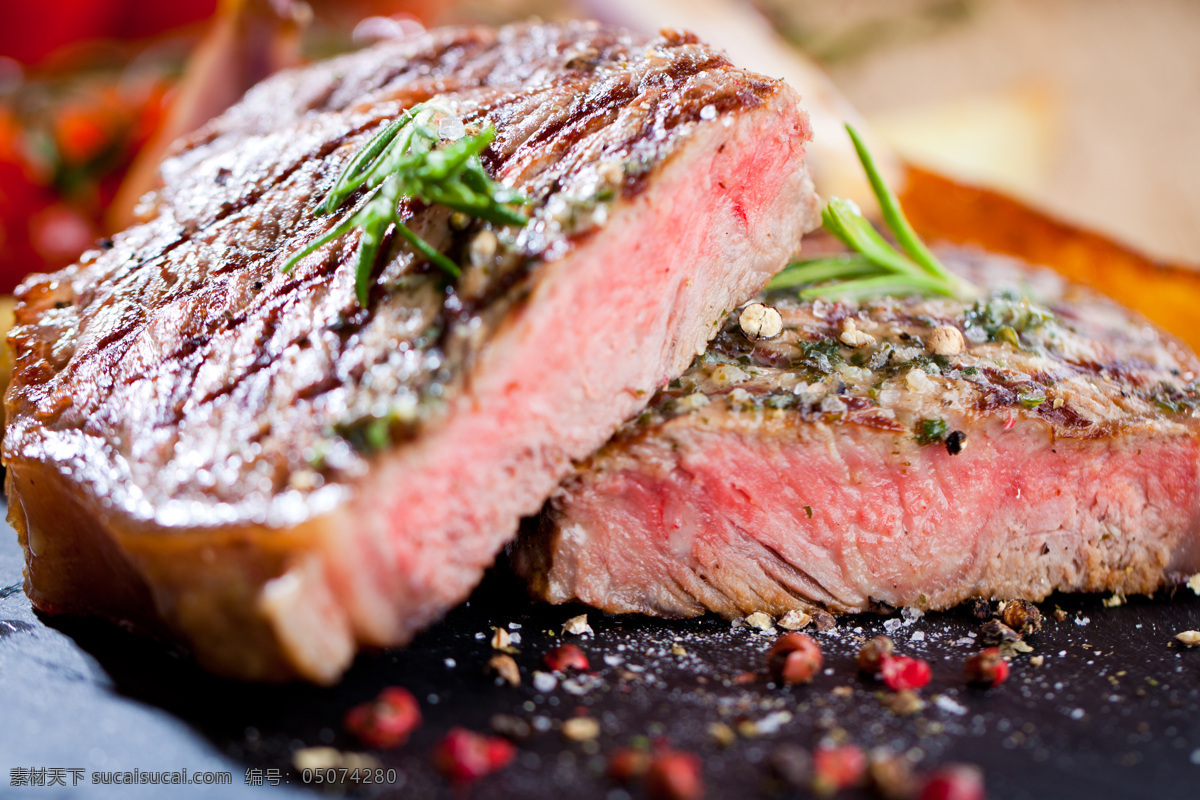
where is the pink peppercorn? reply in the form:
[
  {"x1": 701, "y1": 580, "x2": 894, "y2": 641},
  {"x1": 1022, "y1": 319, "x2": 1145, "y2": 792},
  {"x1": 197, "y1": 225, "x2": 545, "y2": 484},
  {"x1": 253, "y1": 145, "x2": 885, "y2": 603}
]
[
  {"x1": 813, "y1": 745, "x2": 867, "y2": 793},
  {"x1": 343, "y1": 687, "x2": 422, "y2": 749},
  {"x1": 432, "y1": 727, "x2": 516, "y2": 784},
  {"x1": 645, "y1": 751, "x2": 704, "y2": 800},
  {"x1": 919, "y1": 764, "x2": 986, "y2": 800},
  {"x1": 880, "y1": 655, "x2": 932, "y2": 691},
  {"x1": 767, "y1": 633, "x2": 823, "y2": 685},
  {"x1": 965, "y1": 648, "x2": 1010, "y2": 688},
  {"x1": 544, "y1": 643, "x2": 590, "y2": 672}
]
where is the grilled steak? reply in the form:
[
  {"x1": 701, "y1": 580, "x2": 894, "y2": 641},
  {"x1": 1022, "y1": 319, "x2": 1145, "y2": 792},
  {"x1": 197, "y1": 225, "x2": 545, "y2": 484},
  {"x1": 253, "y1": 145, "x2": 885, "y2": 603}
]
[
  {"x1": 4, "y1": 21, "x2": 820, "y2": 682},
  {"x1": 514, "y1": 248, "x2": 1200, "y2": 618}
]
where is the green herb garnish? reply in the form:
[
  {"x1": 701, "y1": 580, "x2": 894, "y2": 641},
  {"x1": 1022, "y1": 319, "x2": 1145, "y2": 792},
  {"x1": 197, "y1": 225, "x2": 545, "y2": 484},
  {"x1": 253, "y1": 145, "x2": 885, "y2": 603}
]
[
  {"x1": 769, "y1": 124, "x2": 977, "y2": 302},
  {"x1": 333, "y1": 407, "x2": 418, "y2": 453},
  {"x1": 962, "y1": 293, "x2": 1054, "y2": 351},
  {"x1": 914, "y1": 417, "x2": 949, "y2": 445},
  {"x1": 1018, "y1": 392, "x2": 1047, "y2": 409},
  {"x1": 282, "y1": 103, "x2": 527, "y2": 306}
]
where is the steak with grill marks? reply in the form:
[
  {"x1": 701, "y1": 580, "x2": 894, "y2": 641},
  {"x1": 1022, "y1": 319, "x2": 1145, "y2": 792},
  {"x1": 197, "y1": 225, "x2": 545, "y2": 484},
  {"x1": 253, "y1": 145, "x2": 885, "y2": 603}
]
[
  {"x1": 513, "y1": 248, "x2": 1200, "y2": 618},
  {"x1": 3, "y1": 21, "x2": 820, "y2": 682}
]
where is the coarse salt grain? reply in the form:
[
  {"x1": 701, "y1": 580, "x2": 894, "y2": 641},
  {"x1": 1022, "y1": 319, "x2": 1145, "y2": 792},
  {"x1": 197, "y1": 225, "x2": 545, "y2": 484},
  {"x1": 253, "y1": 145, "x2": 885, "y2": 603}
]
[{"x1": 905, "y1": 368, "x2": 933, "y2": 393}]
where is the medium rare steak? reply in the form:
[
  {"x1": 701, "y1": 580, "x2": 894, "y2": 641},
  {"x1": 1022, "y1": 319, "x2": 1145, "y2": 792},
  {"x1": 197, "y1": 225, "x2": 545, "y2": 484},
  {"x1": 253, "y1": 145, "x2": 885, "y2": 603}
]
[
  {"x1": 514, "y1": 248, "x2": 1200, "y2": 618},
  {"x1": 3, "y1": 21, "x2": 820, "y2": 682}
]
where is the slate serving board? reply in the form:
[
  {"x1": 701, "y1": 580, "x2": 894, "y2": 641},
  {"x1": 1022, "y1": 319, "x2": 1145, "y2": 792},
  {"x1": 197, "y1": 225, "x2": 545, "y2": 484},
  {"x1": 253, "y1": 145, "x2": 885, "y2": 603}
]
[{"x1": 2, "y1": 503, "x2": 1199, "y2": 800}]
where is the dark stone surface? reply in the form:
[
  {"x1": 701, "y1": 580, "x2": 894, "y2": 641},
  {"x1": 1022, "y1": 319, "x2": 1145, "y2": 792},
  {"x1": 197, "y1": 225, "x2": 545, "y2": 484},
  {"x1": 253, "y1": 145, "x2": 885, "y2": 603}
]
[{"x1": 2, "y1": 506, "x2": 1199, "y2": 799}]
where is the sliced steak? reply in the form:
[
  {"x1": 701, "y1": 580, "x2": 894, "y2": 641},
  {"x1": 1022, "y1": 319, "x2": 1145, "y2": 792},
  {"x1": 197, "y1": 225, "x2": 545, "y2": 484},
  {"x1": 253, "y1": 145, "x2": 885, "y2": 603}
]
[
  {"x1": 514, "y1": 248, "x2": 1200, "y2": 618},
  {"x1": 4, "y1": 21, "x2": 820, "y2": 682}
]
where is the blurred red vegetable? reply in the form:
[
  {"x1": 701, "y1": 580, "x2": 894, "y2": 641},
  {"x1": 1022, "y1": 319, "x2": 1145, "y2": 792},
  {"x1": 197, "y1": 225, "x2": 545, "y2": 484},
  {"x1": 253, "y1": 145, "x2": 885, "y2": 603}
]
[
  {"x1": 0, "y1": 0, "x2": 449, "y2": 295},
  {"x1": 0, "y1": 0, "x2": 217, "y2": 67}
]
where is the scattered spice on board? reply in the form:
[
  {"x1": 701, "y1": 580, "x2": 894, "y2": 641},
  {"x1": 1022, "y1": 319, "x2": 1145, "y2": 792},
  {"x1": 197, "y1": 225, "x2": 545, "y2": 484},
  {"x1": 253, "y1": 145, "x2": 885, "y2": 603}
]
[
  {"x1": 562, "y1": 717, "x2": 601, "y2": 742},
  {"x1": 857, "y1": 636, "x2": 895, "y2": 674},
  {"x1": 867, "y1": 752, "x2": 917, "y2": 800},
  {"x1": 432, "y1": 728, "x2": 516, "y2": 784},
  {"x1": 343, "y1": 688, "x2": 422, "y2": 749},
  {"x1": 999, "y1": 600, "x2": 1043, "y2": 635},
  {"x1": 812, "y1": 744, "x2": 867, "y2": 796},
  {"x1": 970, "y1": 599, "x2": 992, "y2": 620},
  {"x1": 778, "y1": 609, "x2": 813, "y2": 630},
  {"x1": 487, "y1": 654, "x2": 521, "y2": 686},
  {"x1": 978, "y1": 620, "x2": 1020, "y2": 647},
  {"x1": 918, "y1": 763, "x2": 986, "y2": 800},
  {"x1": 292, "y1": 747, "x2": 382, "y2": 775},
  {"x1": 491, "y1": 627, "x2": 517, "y2": 652},
  {"x1": 489, "y1": 714, "x2": 534, "y2": 741},
  {"x1": 767, "y1": 633, "x2": 824, "y2": 685},
  {"x1": 880, "y1": 690, "x2": 926, "y2": 716},
  {"x1": 964, "y1": 648, "x2": 1010, "y2": 688},
  {"x1": 998, "y1": 639, "x2": 1034, "y2": 658},
  {"x1": 767, "y1": 743, "x2": 812, "y2": 790},
  {"x1": 645, "y1": 751, "x2": 705, "y2": 800},
  {"x1": 707, "y1": 722, "x2": 737, "y2": 748},
  {"x1": 881, "y1": 656, "x2": 932, "y2": 692},
  {"x1": 1174, "y1": 630, "x2": 1200, "y2": 647},
  {"x1": 544, "y1": 643, "x2": 590, "y2": 672},
  {"x1": 813, "y1": 611, "x2": 837, "y2": 632},
  {"x1": 609, "y1": 747, "x2": 653, "y2": 782},
  {"x1": 745, "y1": 611, "x2": 776, "y2": 632}
]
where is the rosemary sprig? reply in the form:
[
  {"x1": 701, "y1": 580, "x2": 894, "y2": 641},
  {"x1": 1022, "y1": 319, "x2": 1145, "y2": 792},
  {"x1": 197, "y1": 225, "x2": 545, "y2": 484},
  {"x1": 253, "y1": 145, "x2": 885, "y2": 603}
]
[
  {"x1": 768, "y1": 123, "x2": 977, "y2": 302},
  {"x1": 282, "y1": 103, "x2": 527, "y2": 306}
]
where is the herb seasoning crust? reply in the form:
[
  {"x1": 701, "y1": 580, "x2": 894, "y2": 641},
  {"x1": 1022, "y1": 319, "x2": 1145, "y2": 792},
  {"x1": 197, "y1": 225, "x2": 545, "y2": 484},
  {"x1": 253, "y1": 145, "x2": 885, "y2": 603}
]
[{"x1": 516, "y1": 248, "x2": 1200, "y2": 618}]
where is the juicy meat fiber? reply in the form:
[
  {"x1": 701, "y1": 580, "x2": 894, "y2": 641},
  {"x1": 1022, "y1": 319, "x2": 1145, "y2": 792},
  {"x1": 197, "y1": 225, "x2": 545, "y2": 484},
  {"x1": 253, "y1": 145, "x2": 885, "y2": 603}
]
[
  {"x1": 514, "y1": 249, "x2": 1200, "y2": 618},
  {"x1": 4, "y1": 21, "x2": 820, "y2": 681}
]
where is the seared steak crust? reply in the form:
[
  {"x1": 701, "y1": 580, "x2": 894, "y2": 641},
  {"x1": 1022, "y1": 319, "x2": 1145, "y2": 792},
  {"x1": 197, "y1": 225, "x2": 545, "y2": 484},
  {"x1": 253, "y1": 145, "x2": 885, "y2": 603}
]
[
  {"x1": 515, "y1": 249, "x2": 1200, "y2": 618},
  {"x1": 5, "y1": 21, "x2": 820, "y2": 680}
]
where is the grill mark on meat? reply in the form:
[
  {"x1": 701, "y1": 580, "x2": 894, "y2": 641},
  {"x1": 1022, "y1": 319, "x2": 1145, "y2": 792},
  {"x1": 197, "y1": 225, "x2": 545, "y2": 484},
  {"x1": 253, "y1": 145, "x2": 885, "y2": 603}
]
[
  {"x1": 1037, "y1": 400, "x2": 1096, "y2": 430},
  {"x1": 514, "y1": 49, "x2": 730, "y2": 161},
  {"x1": 173, "y1": 133, "x2": 350, "y2": 239},
  {"x1": 1062, "y1": 357, "x2": 1158, "y2": 389},
  {"x1": 194, "y1": 348, "x2": 276, "y2": 409},
  {"x1": 53, "y1": 195, "x2": 328, "y2": 420},
  {"x1": 515, "y1": 247, "x2": 1200, "y2": 618},
  {"x1": 849, "y1": 410, "x2": 909, "y2": 434},
  {"x1": 349, "y1": 32, "x2": 492, "y2": 105},
  {"x1": 163, "y1": 336, "x2": 207, "y2": 368},
  {"x1": 76, "y1": 181, "x2": 436, "y2": 431}
]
